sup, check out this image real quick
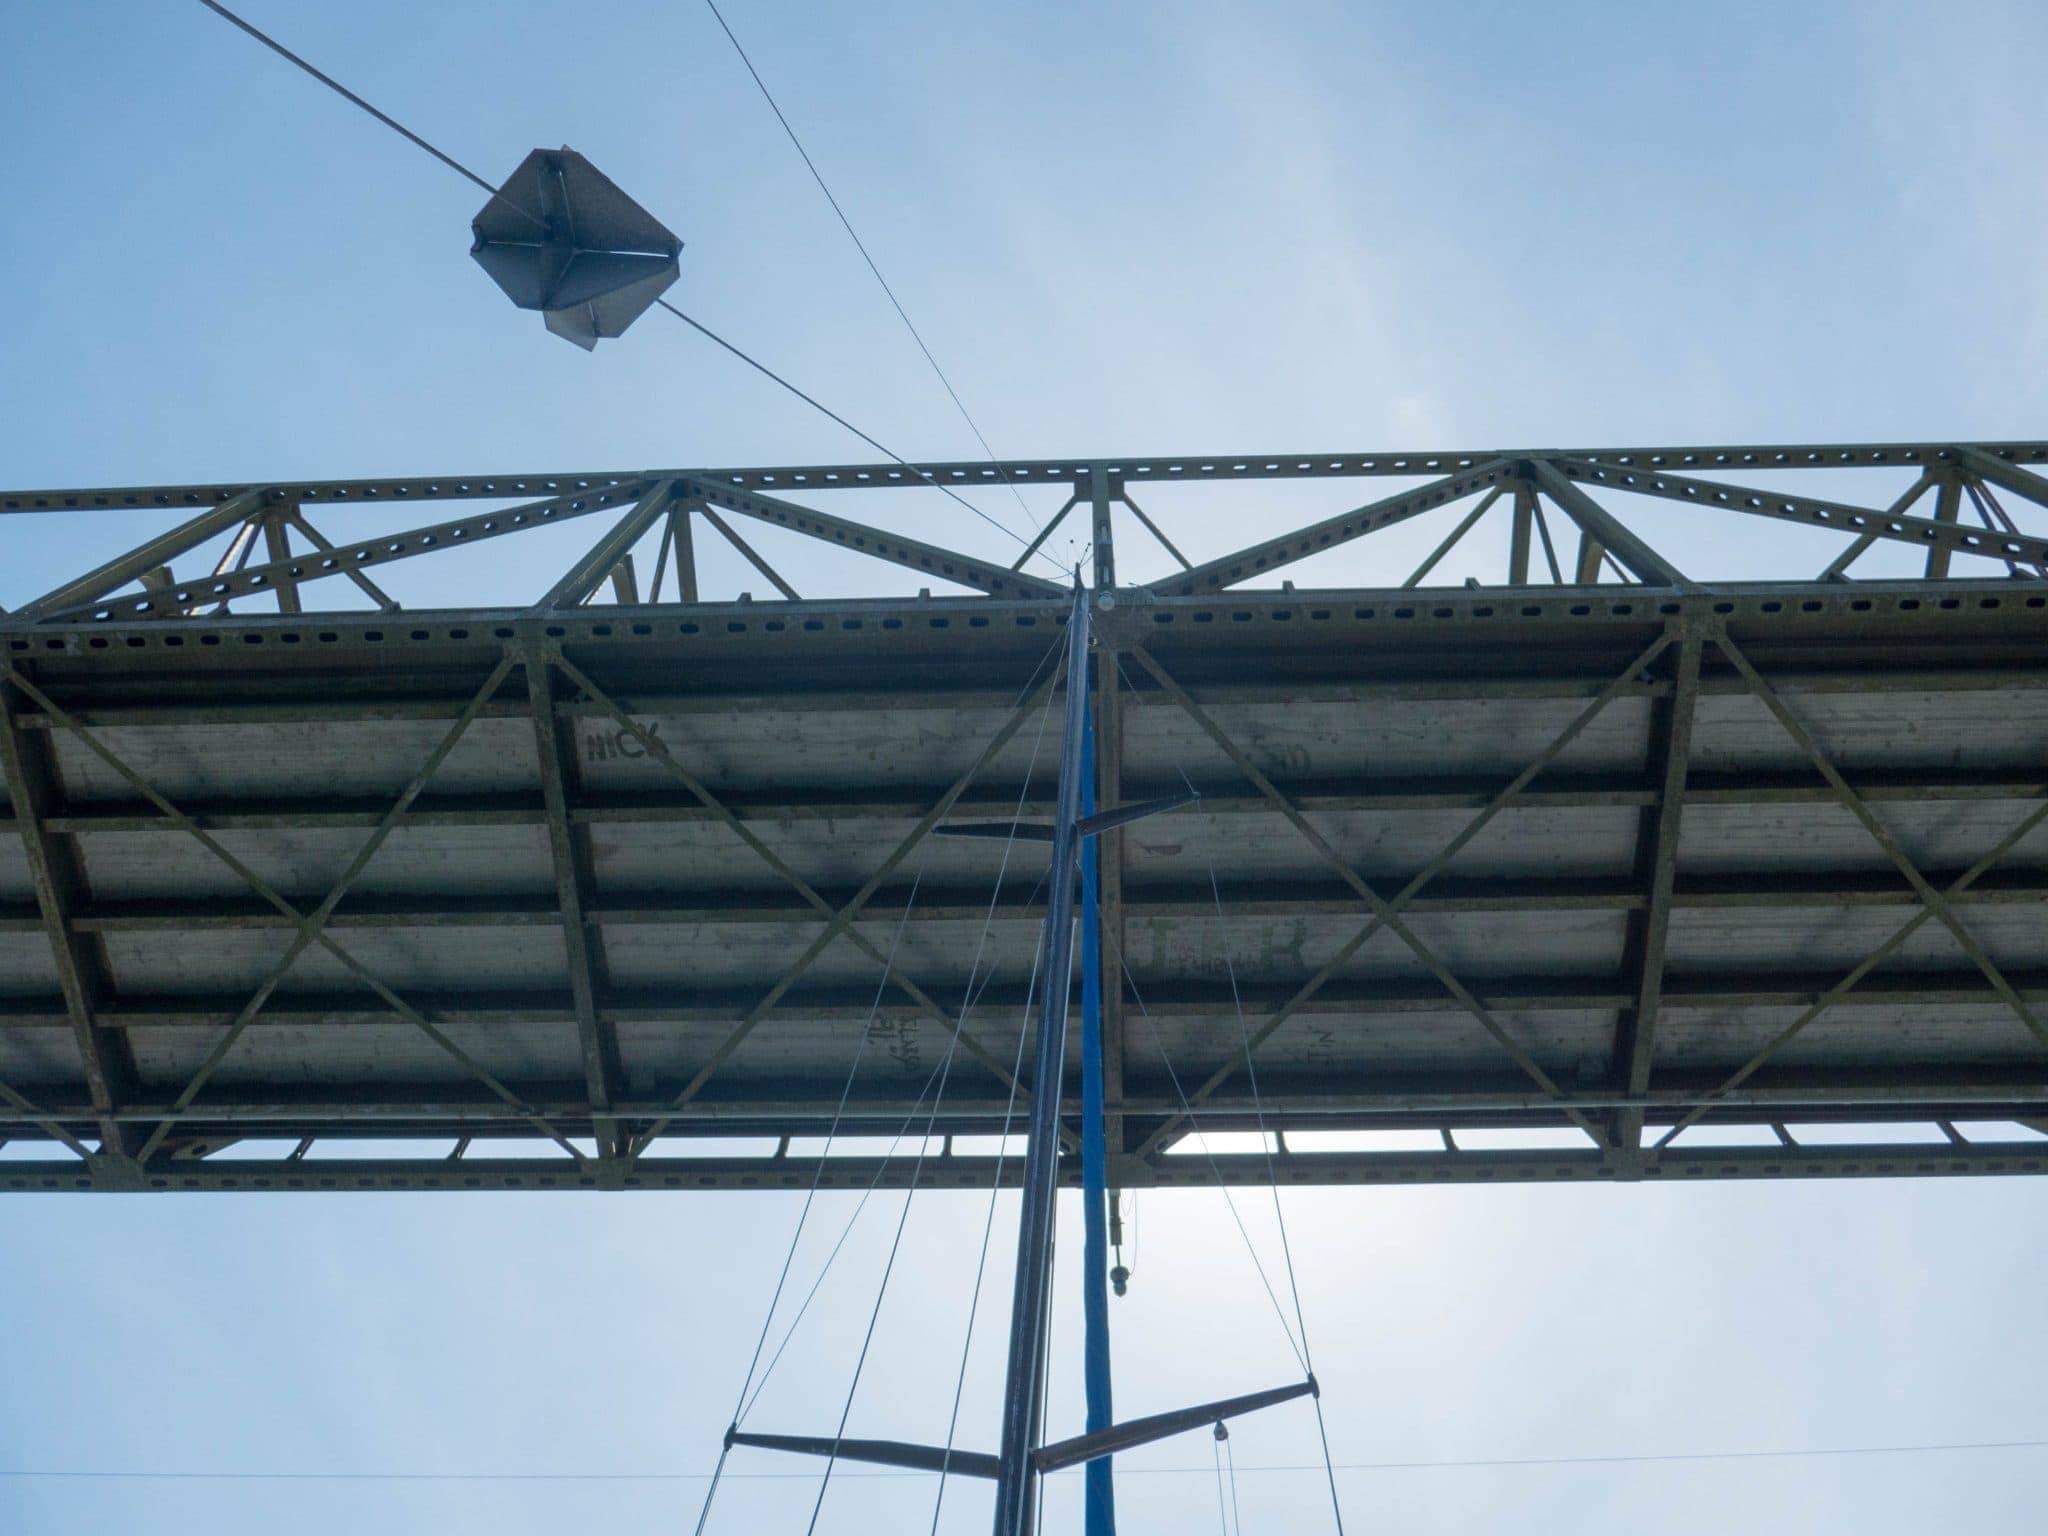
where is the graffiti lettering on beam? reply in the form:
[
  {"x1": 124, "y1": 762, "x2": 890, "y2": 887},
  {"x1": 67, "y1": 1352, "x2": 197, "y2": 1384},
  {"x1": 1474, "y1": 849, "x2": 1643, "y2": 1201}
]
[
  {"x1": 582, "y1": 719, "x2": 665, "y2": 764},
  {"x1": 866, "y1": 1017, "x2": 924, "y2": 1077}
]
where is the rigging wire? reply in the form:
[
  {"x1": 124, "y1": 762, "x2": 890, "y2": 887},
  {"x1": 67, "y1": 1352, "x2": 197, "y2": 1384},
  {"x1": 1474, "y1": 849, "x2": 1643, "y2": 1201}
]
[
  {"x1": 690, "y1": 630, "x2": 1067, "y2": 1535},
  {"x1": 930, "y1": 624, "x2": 1080, "y2": 1532},
  {"x1": 706, "y1": 897, "x2": 1045, "y2": 1528},
  {"x1": 189, "y1": 0, "x2": 1059, "y2": 571},
  {"x1": 930, "y1": 901, "x2": 1049, "y2": 1534},
  {"x1": 1212, "y1": 1425, "x2": 1240, "y2": 1536},
  {"x1": 1078, "y1": 783, "x2": 1345, "y2": 1523},
  {"x1": 1223, "y1": 1426, "x2": 1245, "y2": 1535},
  {"x1": 800, "y1": 1035, "x2": 963, "y2": 1535},
  {"x1": 928, "y1": 635, "x2": 1072, "y2": 1531},
  {"x1": 688, "y1": 848, "x2": 935, "y2": 1536},
  {"x1": 729, "y1": 630, "x2": 1071, "y2": 1430},
  {"x1": 915, "y1": 621, "x2": 1070, "y2": 1532},
  {"x1": 1095, "y1": 923, "x2": 1307, "y2": 1375},
  {"x1": 800, "y1": 625, "x2": 1070, "y2": 1534},
  {"x1": 1100, "y1": 902, "x2": 1350, "y2": 1529},
  {"x1": 1199, "y1": 850, "x2": 1345, "y2": 1534},
  {"x1": 1099, "y1": 644, "x2": 1343, "y2": 1522},
  {"x1": 698, "y1": 0, "x2": 1046, "y2": 543},
  {"x1": 732, "y1": 916, "x2": 1040, "y2": 1430}
]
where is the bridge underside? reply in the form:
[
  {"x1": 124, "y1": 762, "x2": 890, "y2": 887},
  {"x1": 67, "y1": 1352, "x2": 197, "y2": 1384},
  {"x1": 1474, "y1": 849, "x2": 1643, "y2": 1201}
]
[{"x1": 5, "y1": 579, "x2": 2048, "y2": 1191}]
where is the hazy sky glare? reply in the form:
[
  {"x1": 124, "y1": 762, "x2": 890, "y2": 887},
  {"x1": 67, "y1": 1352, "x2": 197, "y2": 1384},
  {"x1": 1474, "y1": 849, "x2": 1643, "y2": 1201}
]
[{"x1": 3, "y1": 2, "x2": 2048, "y2": 1532}]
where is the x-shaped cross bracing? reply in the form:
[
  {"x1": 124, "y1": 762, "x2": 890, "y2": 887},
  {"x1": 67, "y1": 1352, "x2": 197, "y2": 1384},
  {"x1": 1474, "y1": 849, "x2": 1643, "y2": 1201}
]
[
  {"x1": 6, "y1": 632, "x2": 1082, "y2": 1170},
  {"x1": 4, "y1": 658, "x2": 588, "y2": 1167},
  {"x1": 1120, "y1": 633, "x2": 1682, "y2": 1157},
  {"x1": 1114, "y1": 618, "x2": 2048, "y2": 1167},
  {"x1": 548, "y1": 650, "x2": 1073, "y2": 1158},
  {"x1": 1647, "y1": 630, "x2": 2048, "y2": 1150}
]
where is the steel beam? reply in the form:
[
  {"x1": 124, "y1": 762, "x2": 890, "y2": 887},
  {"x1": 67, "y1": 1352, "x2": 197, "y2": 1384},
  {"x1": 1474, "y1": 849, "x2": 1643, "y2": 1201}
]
[
  {"x1": 1117, "y1": 491, "x2": 1190, "y2": 572},
  {"x1": 1926, "y1": 475, "x2": 1962, "y2": 580},
  {"x1": 1819, "y1": 474, "x2": 1934, "y2": 580},
  {"x1": 1508, "y1": 485, "x2": 1534, "y2": 584},
  {"x1": 1612, "y1": 625, "x2": 1703, "y2": 1154},
  {"x1": 284, "y1": 511, "x2": 402, "y2": 612},
  {"x1": 524, "y1": 651, "x2": 625, "y2": 1159},
  {"x1": 17, "y1": 963, "x2": 2044, "y2": 1031},
  {"x1": 1, "y1": 663, "x2": 586, "y2": 1159},
  {"x1": 1528, "y1": 460, "x2": 1688, "y2": 588},
  {"x1": 0, "y1": 446, "x2": 2044, "y2": 1199},
  {"x1": 687, "y1": 478, "x2": 1063, "y2": 599},
  {"x1": 1954, "y1": 445, "x2": 2048, "y2": 512},
  {"x1": 1123, "y1": 636, "x2": 1675, "y2": 1154},
  {"x1": 18, "y1": 487, "x2": 274, "y2": 620},
  {"x1": 1153, "y1": 460, "x2": 1512, "y2": 597},
  {"x1": 0, "y1": 676, "x2": 137, "y2": 1171},
  {"x1": 32, "y1": 485, "x2": 648, "y2": 623},
  {"x1": 22, "y1": 864, "x2": 2048, "y2": 937},
  {"x1": 9, "y1": 1060, "x2": 2048, "y2": 1131},
  {"x1": 550, "y1": 655, "x2": 1063, "y2": 1147},
  {"x1": 127, "y1": 657, "x2": 526, "y2": 1163},
  {"x1": 1716, "y1": 632, "x2": 2048, "y2": 1048},
  {"x1": 532, "y1": 481, "x2": 678, "y2": 612},
  {"x1": 1009, "y1": 495, "x2": 1079, "y2": 575},
  {"x1": 1555, "y1": 460, "x2": 2048, "y2": 575},
  {"x1": 671, "y1": 508, "x2": 700, "y2": 601},
  {"x1": 696, "y1": 505, "x2": 801, "y2": 600},
  {"x1": 1403, "y1": 487, "x2": 1502, "y2": 587},
  {"x1": 1088, "y1": 466, "x2": 1115, "y2": 592},
  {"x1": 17, "y1": 442, "x2": 2048, "y2": 518},
  {"x1": 13, "y1": 764, "x2": 2048, "y2": 840},
  {"x1": 6, "y1": 1139, "x2": 2046, "y2": 1194},
  {"x1": 261, "y1": 515, "x2": 302, "y2": 614},
  {"x1": 1652, "y1": 756, "x2": 2048, "y2": 1146}
]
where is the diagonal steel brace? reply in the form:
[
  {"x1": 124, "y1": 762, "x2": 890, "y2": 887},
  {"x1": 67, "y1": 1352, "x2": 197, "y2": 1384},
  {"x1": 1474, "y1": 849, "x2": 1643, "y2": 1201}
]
[
  {"x1": 1653, "y1": 787, "x2": 2048, "y2": 1148},
  {"x1": 2, "y1": 665, "x2": 586, "y2": 1161},
  {"x1": 131, "y1": 656, "x2": 520, "y2": 1162},
  {"x1": 548, "y1": 655, "x2": 1066, "y2": 1154},
  {"x1": 1714, "y1": 631, "x2": 2046, "y2": 1044},
  {"x1": 1122, "y1": 635, "x2": 1677, "y2": 1154}
]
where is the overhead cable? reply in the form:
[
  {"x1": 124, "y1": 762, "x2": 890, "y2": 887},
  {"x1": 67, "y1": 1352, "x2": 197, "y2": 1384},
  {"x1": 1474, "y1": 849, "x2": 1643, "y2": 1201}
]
[
  {"x1": 191, "y1": 0, "x2": 1057, "y2": 569},
  {"x1": 700, "y1": 0, "x2": 1047, "y2": 544}
]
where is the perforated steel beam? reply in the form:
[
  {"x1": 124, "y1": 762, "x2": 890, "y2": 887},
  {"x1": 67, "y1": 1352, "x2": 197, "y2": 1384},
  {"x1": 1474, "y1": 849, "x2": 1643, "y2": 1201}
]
[
  {"x1": 5, "y1": 1139, "x2": 2045, "y2": 1194},
  {"x1": 11, "y1": 442, "x2": 2048, "y2": 517}
]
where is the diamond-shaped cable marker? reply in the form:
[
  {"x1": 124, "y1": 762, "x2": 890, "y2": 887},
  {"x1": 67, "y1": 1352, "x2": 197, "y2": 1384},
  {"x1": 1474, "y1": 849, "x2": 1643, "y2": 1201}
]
[{"x1": 470, "y1": 147, "x2": 682, "y2": 349}]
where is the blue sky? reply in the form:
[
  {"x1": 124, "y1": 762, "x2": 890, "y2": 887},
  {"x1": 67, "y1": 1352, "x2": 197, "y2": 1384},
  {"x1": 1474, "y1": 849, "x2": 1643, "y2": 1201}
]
[{"x1": 3, "y1": 1, "x2": 2048, "y2": 1531}]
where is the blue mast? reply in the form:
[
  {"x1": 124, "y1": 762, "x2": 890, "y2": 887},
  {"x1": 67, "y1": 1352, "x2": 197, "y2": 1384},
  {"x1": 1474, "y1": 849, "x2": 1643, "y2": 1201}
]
[{"x1": 1079, "y1": 691, "x2": 1117, "y2": 1535}]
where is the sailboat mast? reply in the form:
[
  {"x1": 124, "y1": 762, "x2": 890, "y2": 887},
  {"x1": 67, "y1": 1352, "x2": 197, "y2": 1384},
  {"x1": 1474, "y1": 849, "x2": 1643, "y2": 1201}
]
[{"x1": 991, "y1": 581, "x2": 1093, "y2": 1536}]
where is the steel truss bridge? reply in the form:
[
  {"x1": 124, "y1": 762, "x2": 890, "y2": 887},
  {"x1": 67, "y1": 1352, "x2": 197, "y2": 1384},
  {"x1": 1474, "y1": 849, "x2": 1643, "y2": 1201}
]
[{"x1": 4, "y1": 440, "x2": 2048, "y2": 1193}]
